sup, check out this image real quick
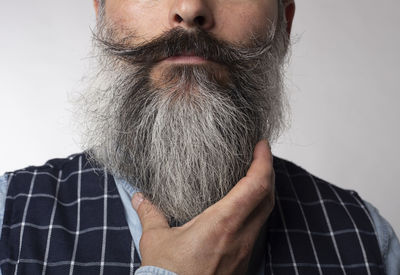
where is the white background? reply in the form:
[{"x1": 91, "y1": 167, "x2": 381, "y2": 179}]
[{"x1": 0, "y1": 0, "x2": 399, "y2": 236}]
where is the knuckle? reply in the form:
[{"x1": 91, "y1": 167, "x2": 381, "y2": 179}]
[
  {"x1": 218, "y1": 213, "x2": 239, "y2": 236},
  {"x1": 255, "y1": 168, "x2": 274, "y2": 196},
  {"x1": 256, "y1": 179, "x2": 272, "y2": 195}
]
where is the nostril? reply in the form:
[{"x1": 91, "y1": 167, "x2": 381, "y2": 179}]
[
  {"x1": 194, "y1": 16, "x2": 205, "y2": 26},
  {"x1": 174, "y1": 14, "x2": 183, "y2": 23},
  {"x1": 173, "y1": 13, "x2": 211, "y2": 28}
]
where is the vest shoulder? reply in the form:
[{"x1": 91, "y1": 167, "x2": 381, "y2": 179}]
[
  {"x1": 5, "y1": 152, "x2": 99, "y2": 179},
  {"x1": 268, "y1": 157, "x2": 385, "y2": 274},
  {"x1": 4, "y1": 152, "x2": 112, "y2": 202},
  {"x1": 273, "y1": 156, "x2": 364, "y2": 204}
]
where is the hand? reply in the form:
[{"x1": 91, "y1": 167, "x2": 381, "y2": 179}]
[{"x1": 131, "y1": 140, "x2": 275, "y2": 275}]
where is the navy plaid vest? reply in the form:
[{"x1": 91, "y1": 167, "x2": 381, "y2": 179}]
[{"x1": 0, "y1": 153, "x2": 385, "y2": 275}]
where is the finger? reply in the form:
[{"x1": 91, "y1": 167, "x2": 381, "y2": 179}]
[
  {"x1": 235, "y1": 195, "x2": 275, "y2": 263},
  {"x1": 226, "y1": 139, "x2": 273, "y2": 205},
  {"x1": 243, "y1": 179, "x2": 275, "y2": 238},
  {"x1": 131, "y1": 193, "x2": 170, "y2": 231},
  {"x1": 246, "y1": 139, "x2": 273, "y2": 180},
  {"x1": 212, "y1": 140, "x2": 274, "y2": 226}
]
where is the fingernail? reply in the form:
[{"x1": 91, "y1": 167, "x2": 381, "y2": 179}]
[{"x1": 132, "y1": 192, "x2": 144, "y2": 210}]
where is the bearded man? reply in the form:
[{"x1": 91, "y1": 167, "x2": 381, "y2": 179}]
[{"x1": 0, "y1": 0, "x2": 399, "y2": 274}]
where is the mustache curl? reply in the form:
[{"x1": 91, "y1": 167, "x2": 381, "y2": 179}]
[{"x1": 93, "y1": 27, "x2": 276, "y2": 69}]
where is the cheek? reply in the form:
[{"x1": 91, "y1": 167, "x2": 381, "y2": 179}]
[
  {"x1": 215, "y1": 1, "x2": 278, "y2": 45},
  {"x1": 104, "y1": 0, "x2": 169, "y2": 42}
]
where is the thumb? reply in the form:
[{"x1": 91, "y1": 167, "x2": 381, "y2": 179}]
[{"x1": 131, "y1": 193, "x2": 169, "y2": 231}]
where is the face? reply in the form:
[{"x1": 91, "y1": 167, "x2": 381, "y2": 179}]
[
  {"x1": 101, "y1": 0, "x2": 278, "y2": 45},
  {"x1": 97, "y1": 0, "x2": 292, "y2": 84},
  {"x1": 81, "y1": 0, "x2": 294, "y2": 225}
]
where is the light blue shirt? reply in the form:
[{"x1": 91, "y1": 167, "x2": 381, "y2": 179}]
[{"x1": 0, "y1": 174, "x2": 399, "y2": 275}]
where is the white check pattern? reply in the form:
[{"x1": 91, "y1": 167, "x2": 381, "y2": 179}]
[
  {"x1": 0, "y1": 153, "x2": 391, "y2": 275},
  {"x1": 264, "y1": 158, "x2": 385, "y2": 275},
  {"x1": 0, "y1": 154, "x2": 141, "y2": 274}
]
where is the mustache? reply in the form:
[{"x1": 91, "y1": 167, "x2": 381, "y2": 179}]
[{"x1": 94, "y1": 27, "x2": 274, "y2": 68}]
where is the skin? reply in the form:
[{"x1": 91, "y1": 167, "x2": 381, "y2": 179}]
[
  {"x1": 94, "y1": 0, "x2": 295, "y2": 47},
  {"x1": 132, "y1": 140, "x2": 275, "y2": 274},
  {"x1": 93, "y1": 0, "x2": 295, "y2": 273}
]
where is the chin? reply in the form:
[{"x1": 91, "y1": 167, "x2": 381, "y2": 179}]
[{"x1": 150, "y1": 62, "x2": 231, "y2": 90}]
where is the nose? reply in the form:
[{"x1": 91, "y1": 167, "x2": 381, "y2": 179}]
[{"x1": 169, "y1": 0, "x2": 215, "y2": 30}]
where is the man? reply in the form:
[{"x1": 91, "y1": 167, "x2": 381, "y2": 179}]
[{"x1": 0, "y1": 0, "x2": 399, "y2": 274}]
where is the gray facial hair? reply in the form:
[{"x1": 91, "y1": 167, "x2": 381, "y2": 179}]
[{"x1": 77, "y1": 5, "x2": 290, "y2": 225}]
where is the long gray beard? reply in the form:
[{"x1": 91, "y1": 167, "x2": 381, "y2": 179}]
[{"x1": 77, "y1": 8, "x2": 289, "y2": 225}]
